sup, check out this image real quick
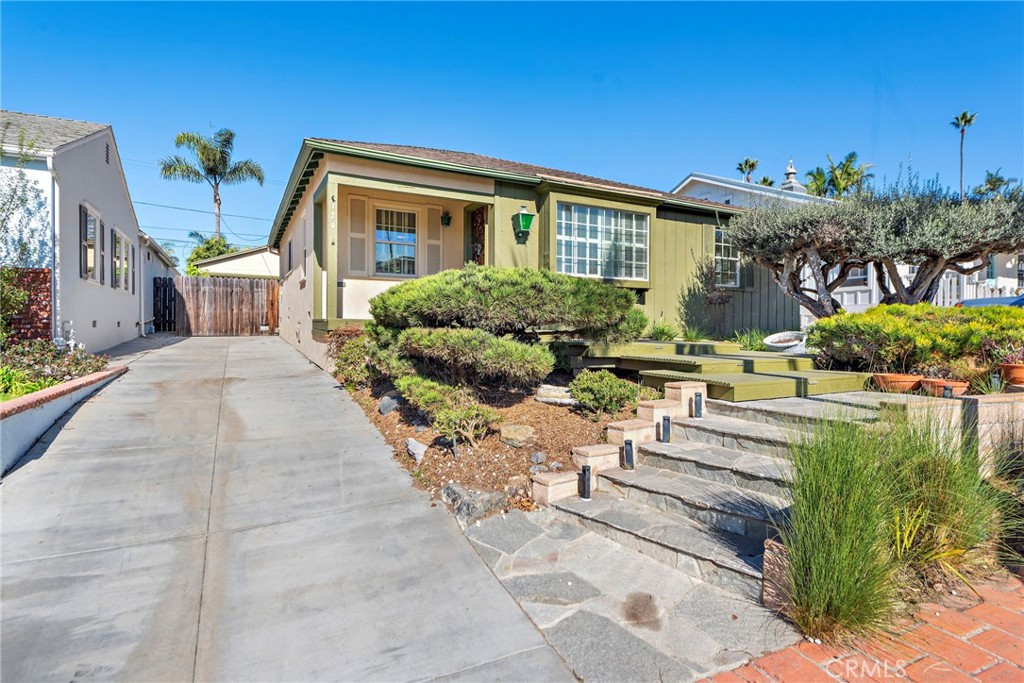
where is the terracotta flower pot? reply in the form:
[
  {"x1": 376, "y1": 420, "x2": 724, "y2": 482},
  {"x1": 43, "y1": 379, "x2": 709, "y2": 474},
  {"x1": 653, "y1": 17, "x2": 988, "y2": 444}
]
[
  {"x1": 999, "y1": 363, "x2": 1024, "y2": 387},
  {"x1": 872, "y1": 373, "x2": 923, "y2": 393},
  {"x1": 920, "y1": 378, "x2": 970, "y2": 397}
]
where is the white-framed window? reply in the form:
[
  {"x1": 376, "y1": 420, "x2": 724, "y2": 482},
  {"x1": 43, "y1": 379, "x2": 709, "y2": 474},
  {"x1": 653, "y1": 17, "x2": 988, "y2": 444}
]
[
  {"x1": 714, "y1": 228, "x2": 741, "y2": 287},
  {"x1": 375, "y1": 208, "x2": 417, "y2": 276},
  {"x1": 80, "y1": 205, "x2": 104, "y2": 283},
  {"x1": 555, "y1": 202, "x2": 649, "y2": 280},
  {"x1": 109, "y1": 228, "x2": 133, "y2": 292},
  {"x1": 841, "y1": 265, "x2": 868, "y2": 288}
]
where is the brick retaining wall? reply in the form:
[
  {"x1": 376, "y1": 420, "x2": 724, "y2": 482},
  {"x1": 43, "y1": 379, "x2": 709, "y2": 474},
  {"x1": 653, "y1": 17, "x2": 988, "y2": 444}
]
[{"x1": 7, "y1": 268, "x2": 52, "y2": 342}]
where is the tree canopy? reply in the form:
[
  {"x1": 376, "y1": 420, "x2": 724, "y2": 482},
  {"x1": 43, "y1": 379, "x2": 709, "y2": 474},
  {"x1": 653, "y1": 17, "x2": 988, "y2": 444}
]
[
  {"x1": 725, "y1": 180, "x2": 1024, "y2": 318},
  {"x1": 185, "y1": 232, "x2": 237, "y2": 276}
]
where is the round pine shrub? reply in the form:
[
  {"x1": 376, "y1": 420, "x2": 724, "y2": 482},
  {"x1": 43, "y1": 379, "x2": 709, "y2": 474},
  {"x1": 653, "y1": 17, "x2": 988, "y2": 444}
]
[
  {"x1": 569, "y1": 369, "x2": 656, "y2": 420},
  {"x1": 368, "y1": 264, "x2": 641, "y2": 340},
  {"x1": 396, "y1": 327, "x2": 554, "y2": 388}
]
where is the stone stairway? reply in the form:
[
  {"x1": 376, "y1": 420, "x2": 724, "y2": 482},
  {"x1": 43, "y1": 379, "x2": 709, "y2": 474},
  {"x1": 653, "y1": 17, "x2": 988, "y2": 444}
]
[{"x1": 532, "y1": 380, "x2": 884, "y2": 604}]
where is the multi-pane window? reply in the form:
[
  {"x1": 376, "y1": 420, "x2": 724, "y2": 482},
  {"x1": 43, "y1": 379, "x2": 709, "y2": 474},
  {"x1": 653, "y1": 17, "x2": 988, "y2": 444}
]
[
  {"x1": 555, "y1": 203, "x2": 649, "y2": 280},
  {"x1": 375, "y1": 208, "x2": 417, "y2": 276},
  {"x1": 714, "y1": 228, "x2": 741, "y2": 287},
  {"x1": 845, "y1": 266, "x2": 868, "y2": 287},
  {"x1": 109, "y1": 229, "x2": 133, "y2": 292},
  {"x1": 84, "y1": 213, "x2": 98, "y2": 280}
]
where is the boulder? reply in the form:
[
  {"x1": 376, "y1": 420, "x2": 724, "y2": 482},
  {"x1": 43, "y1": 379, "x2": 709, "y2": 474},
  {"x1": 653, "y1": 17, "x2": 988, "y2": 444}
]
[
  {"x1": 500, "y1": 424, "x2": 536, "y2": 449},
  {"x1": 406, "y1": 438, "x2": 428, "y2": 464},
  {"x1": 441, "y1": 483, "x2": 506, "y2": 527},
  {"x1": 535, "y1": 384, "x2": 576, "y2": 406},
  {"x1": 530, "y1": 451, "x2": 547, "y2": 464},
  {"x1": 379, "y1": 392, "x2": 404, "y2": 416}
]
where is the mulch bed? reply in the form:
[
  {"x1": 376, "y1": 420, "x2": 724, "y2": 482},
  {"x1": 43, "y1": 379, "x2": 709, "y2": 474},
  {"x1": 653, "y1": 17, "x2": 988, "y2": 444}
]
[{"x1": 350, "y1": 376, "x2": 632, "y2": 501}]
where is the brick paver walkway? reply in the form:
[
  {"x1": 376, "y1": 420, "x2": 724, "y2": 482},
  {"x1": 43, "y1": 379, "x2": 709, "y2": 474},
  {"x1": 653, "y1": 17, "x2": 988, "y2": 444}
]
[{"x1": 702, "y1": 575, "x2": 1024, "y2": 683}]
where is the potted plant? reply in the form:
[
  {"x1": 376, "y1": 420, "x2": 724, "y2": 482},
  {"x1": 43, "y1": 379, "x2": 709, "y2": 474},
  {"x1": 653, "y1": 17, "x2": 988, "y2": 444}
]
[
  {"x1": 919, "y1": 362, "x2": 970, "y2": 397},
  {"x1": 999, "y1": 347, "x2": 1024, "y2": 386}
]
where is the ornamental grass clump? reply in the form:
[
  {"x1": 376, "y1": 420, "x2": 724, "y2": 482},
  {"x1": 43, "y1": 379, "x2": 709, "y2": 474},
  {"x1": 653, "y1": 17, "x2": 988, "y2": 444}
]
[{"x1": 777, "y1": 420, "x2": 897, "y2": 640}]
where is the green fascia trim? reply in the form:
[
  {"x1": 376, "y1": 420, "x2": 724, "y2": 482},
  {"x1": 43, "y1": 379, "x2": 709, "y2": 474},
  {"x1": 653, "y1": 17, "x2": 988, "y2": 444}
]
[
  {"x1": 326, "y1": 171, "x2": 494, "y2": 204},
  {"x1": 639, "y1": 369, "x2": 871, "y2": 402},
  {"x1": 583, "y1": 341, "x2": 743, "y2": 358},
  {"x1": 617, "y1": 354, "x2": 815, "y2": 374}
]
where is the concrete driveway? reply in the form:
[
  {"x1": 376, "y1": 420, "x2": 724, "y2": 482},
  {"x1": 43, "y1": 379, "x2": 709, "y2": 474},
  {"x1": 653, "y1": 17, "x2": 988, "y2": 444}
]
[{"x1": 2, "y1": 336, "x2": 571, "y2": 682}]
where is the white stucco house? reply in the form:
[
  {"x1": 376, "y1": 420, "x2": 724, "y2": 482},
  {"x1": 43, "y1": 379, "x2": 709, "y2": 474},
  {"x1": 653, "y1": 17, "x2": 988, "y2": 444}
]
[
  {"x1": 0, "y1": 110, "x2": 166, "y2": 352},
  {"x1": 673, "y1": 161, "x2": 1024, "y2": 326},
  {"x1": 138, "y1": 230, "x2": 179, "y2": 332},
  {"x1": 192, "y1": 245, "x2": 278, "y2": 278}
]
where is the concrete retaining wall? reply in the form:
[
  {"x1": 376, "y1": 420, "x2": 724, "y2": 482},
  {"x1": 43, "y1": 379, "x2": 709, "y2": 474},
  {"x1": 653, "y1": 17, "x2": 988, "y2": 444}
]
[{"x1": 1, "y1": 366, "x2": 127, "y2": 475}]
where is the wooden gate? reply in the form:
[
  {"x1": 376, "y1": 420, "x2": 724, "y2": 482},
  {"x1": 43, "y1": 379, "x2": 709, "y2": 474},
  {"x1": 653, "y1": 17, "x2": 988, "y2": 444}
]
[
  {"x1": 153, "y1": 277, "x2": 177, "y2": 332},
  {"x1": 174, "y1": 276, "x2": 279, "y2": 336}
]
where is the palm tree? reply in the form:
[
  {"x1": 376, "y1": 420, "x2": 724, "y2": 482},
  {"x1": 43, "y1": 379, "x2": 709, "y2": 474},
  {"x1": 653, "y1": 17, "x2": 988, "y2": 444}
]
[
  {"x1": 757, "y1": 176, "x2": 775, "y2": 187},
  {"x1": 804, "y1": 167, "x2": 829, "y2": 197},
  {"x1": 159, "y1": 129, "x2": 264, "y2": 238},
  {"x1": 950, "y1": 110, "x2": 977, "y2": 198},
  {"x1": 973, "y1": 168, "x2": 1016, "y2": 197},
  {"x1": 827, "y1": 152, "x2": 874, "y2": 197},
  {"x1": 736, "y1": 157, "x2": 759, "y2": 183}
]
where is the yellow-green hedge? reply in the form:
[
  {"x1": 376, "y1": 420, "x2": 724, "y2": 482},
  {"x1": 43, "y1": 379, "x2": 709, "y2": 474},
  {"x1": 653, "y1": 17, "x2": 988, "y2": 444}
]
[{"x1": 808, "y1": 303, "x2": 1024, "y2": 373}]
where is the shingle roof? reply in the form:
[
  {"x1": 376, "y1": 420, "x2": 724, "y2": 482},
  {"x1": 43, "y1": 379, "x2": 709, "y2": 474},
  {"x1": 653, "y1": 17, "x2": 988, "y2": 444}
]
[
  {"x1": 0, "y1": 110, "x2": 108, "y2": 152},
  {"x1": 311, "y1": 138, "x2": 733, "y2": 210}
]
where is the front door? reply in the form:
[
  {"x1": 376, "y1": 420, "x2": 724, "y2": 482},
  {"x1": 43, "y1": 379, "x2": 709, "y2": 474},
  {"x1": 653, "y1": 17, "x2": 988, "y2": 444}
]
[{"x1": 469, "y1": 206, "x2": 487, "y2": 265}]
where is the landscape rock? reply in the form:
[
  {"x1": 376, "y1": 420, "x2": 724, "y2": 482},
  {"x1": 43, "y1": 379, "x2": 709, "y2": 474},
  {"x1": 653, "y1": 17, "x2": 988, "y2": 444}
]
[
  {"x1": 505, "y1": 475, "x2": 531, "y2": 497},
  {"x1": 406, "y1": 438, "x2": 428, "y2": 464},
  {"x1": 379, "y1": 392, "x2": 404, "y2": 416},
  {"x1": 530, "y1": 451, "x2": 547, "y2": 464},
  {"x1": 535, "y1": 385, "x2": 577, "y2": 406},
  {"x1": 550, "y1": 462, "x2": 564, "y2": 471},
  {"x1": 500, "y1": 424, "x2": 536, "y2": 448},
  {"x1": 441, "y1": 483, "x2": 506, "y2": 527},
  {"x1": 529, "y1": 464, "x2": 548, "y2": 474}
]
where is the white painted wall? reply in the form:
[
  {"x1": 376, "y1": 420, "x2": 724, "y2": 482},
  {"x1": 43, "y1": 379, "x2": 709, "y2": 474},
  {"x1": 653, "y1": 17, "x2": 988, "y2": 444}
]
[
  {"x1": 0, "y1": 158, "x2": 52, "y2": 268},
  {"x1": 53, "y1": 130, "x2": 142, "y2": 352}
]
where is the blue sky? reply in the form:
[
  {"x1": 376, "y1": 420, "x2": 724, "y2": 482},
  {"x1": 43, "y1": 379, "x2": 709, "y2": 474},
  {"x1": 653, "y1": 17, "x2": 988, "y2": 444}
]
[{"x1": 3, "y1": 2, "x2": 1022, "y2": 264}]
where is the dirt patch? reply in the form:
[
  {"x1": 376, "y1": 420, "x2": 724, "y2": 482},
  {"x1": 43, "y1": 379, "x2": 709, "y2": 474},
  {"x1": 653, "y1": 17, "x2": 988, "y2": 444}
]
[
  {"x1": 350, "y1": 378, "x2": 633, "y2": 499},
  {"x1": 621, "y1": 592, "x2": 662, "y2": 631}
]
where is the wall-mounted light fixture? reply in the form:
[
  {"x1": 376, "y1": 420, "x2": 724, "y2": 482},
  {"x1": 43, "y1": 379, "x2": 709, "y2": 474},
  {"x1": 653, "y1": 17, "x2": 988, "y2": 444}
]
[
  {"x1": 511, "y1": 205, "x2": 535, "y2": 238},
  {"x1": 440, "y1": 210, "x2": 452, "y2": 227}
]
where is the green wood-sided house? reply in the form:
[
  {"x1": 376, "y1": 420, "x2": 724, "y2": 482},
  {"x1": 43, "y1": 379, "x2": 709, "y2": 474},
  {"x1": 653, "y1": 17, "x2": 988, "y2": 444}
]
[{"x1": 267, "y1": 139, "x2": 798, "y2": 368}]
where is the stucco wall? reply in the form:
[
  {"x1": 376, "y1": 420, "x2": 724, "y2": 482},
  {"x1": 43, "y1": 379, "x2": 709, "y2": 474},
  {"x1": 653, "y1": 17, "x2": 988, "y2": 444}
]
[
  {"x1": 141, "y1": 243, "x2": 176, "y2": 327},
  {"x1": 54, "y1": 131, "x2": 142, "y2": 352}
]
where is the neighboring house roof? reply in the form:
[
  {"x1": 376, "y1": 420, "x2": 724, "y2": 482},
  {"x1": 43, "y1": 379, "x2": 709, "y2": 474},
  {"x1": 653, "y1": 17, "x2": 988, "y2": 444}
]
[
  {"x1": 193, "y1": 245, "x2": 278, "y2": 278},
  {"x1": 0, "y1": 110, "x2": 109, "y2": 153},
  {"x1": 672, "y1": 172, "x2": 833, "y2": 205},
  {"x1": 270, "y1": 138, "x2": 740, "y2": 247}
]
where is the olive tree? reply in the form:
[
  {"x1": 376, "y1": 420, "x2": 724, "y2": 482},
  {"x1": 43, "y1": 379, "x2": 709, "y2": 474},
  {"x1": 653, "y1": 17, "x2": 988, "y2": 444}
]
[{"x1": 725, "y1": 183, "x2": 1024, "y2": 319}]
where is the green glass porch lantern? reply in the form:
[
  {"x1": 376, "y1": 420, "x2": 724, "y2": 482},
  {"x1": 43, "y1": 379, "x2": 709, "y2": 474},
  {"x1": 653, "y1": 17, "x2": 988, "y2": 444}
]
[
  {"x1": 511, "y1": 205, "x2": 535, "y2": 236},
  {"x1": 440, "y1": 211, "x2": 452, "y2": 227}
]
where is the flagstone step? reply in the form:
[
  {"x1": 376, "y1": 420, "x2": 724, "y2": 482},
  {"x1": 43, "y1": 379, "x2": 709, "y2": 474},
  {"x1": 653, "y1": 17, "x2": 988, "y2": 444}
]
[
  {"x1": 637, "y1": 442, "x2": 791, "y2": 498},
  {"x1": 552, "y1": 493, "x2": 765, "y2": 600},
  {"x1": 598, "y1": 465, "x2": 788, "y2": 540},
  {"x1": 672, "y1": 413, "x2": 800, "y2": 458},
  {"x1": 706, "y1": 396, "x2": 878, "y2": 428},
  {"x1": 640, "y1": 369, "x2": 871, "y2": 402}
]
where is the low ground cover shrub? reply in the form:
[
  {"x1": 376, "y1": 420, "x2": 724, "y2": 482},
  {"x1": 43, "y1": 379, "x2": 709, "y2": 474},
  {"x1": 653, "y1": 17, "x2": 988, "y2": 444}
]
[
  {"x1": 369, "y1": 263, "x2": 642, "y2": 341},
  {"x1": 325, "y1": 327, "x2": 376, "y2": 389},
  {"x1": 396, "y1": 327, "x2": 554, "y2": 388},
  {"x1": 731, "y1": 328, "x2": 769, "y2": 351},
  {"x1": 809, "y1": 303, "x2": 1024, "y2": 375},
  {"x1": 779, "y1": 413, "x2": 1022, "y2": 640},
  {"x1": 569, "y1": 369, "x2": 658, "y2": 420},
  {"x1": 393, "y1": 375, "x2": 501, "y2": 447},
  {"x1": 0, "y1": 340, "x2": 107, "y2": 401},
  {"x1": 646, "y1": 321, "x2": 679, "y2": 341}
]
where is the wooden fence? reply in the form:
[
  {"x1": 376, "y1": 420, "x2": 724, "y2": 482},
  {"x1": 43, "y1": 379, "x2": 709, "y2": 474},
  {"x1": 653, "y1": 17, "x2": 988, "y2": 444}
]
[{"x1": 174, "y1": 276, "x2": 279, "y2": 336}]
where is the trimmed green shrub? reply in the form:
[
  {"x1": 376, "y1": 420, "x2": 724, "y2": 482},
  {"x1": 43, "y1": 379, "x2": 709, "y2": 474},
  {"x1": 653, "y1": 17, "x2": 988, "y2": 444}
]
[
  {"x1": 369, "y1": 264, "x2": 640, "y2": 340},
  {"x1": 393, "y1": 375, "x2": 501, "y2": 447},
  {"x1": 609, "y1": 307, "x2": 649, "y2": 343},
  {"x1": 325, "y1": 327, "x2": 375, "y2": 389},
  {"x1": 646, "y1": 321, "x2": 679, "y2": 342},
  {"x1": 1, "y1": 340, "x2": 107, "y2": 386},
  {"x1": 732, "y1": 328, "x2": 769, "y2": 352},
  {"x1": 396, "y1": 327, "x2": 554, "y2": 388},
  {"x1": 809, "y1": 303, "x2": 1024, "y2": 373},
  {"x1": 0, "y1": 366, "x2": 59, "y2": 401},
  {"x1": 569, "y1": 370, "x2": 657, "y2": 420}
]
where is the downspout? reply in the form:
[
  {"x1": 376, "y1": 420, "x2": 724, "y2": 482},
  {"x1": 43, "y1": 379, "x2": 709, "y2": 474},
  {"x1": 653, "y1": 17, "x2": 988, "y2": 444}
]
[
  {"x1": 46, "y1": 154, "x2": 61, "y2": 342},
  {"x1": 138, "y1": 233, "x2": 147, "y2": 336}
]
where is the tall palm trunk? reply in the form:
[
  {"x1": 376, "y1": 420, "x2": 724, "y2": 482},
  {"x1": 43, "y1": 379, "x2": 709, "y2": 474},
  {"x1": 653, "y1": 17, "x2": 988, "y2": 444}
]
[
  {"x1": 959, "y1": 128, "x2": 965, "y2": 198},
  {"x1": 213, "y1": 183, "x2": 221, "y2": 239}
]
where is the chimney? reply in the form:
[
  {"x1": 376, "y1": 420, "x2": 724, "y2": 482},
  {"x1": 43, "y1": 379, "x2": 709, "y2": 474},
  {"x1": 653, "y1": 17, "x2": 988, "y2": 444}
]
[{"x1": 780, "y1": 159, "x2": 807, "y2": 194}]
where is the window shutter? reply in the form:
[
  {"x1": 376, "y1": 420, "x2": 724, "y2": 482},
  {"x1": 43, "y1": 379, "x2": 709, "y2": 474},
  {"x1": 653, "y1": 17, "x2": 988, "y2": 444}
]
[
  {"x1": 426, "y1": 207, "x2": 443, "y2": 275},
  {"x1": 80, "y1": 206, "x2": 88, "y2": 278},
  {"x1": 348, "y1": 197, "x2": 368, "y2": 275},
  {"x1": 741, "y1": 259, "x2": 754, "y2": 290},
  {"x1": 99, "y1": 222, "x2": 105, "y2": 285},
  {"x1": 111, "y1": 227, "x2": 118, "y2": 287},
  {"x1": 131, "y1": 245, "x2": 136, "y2": 294}
]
